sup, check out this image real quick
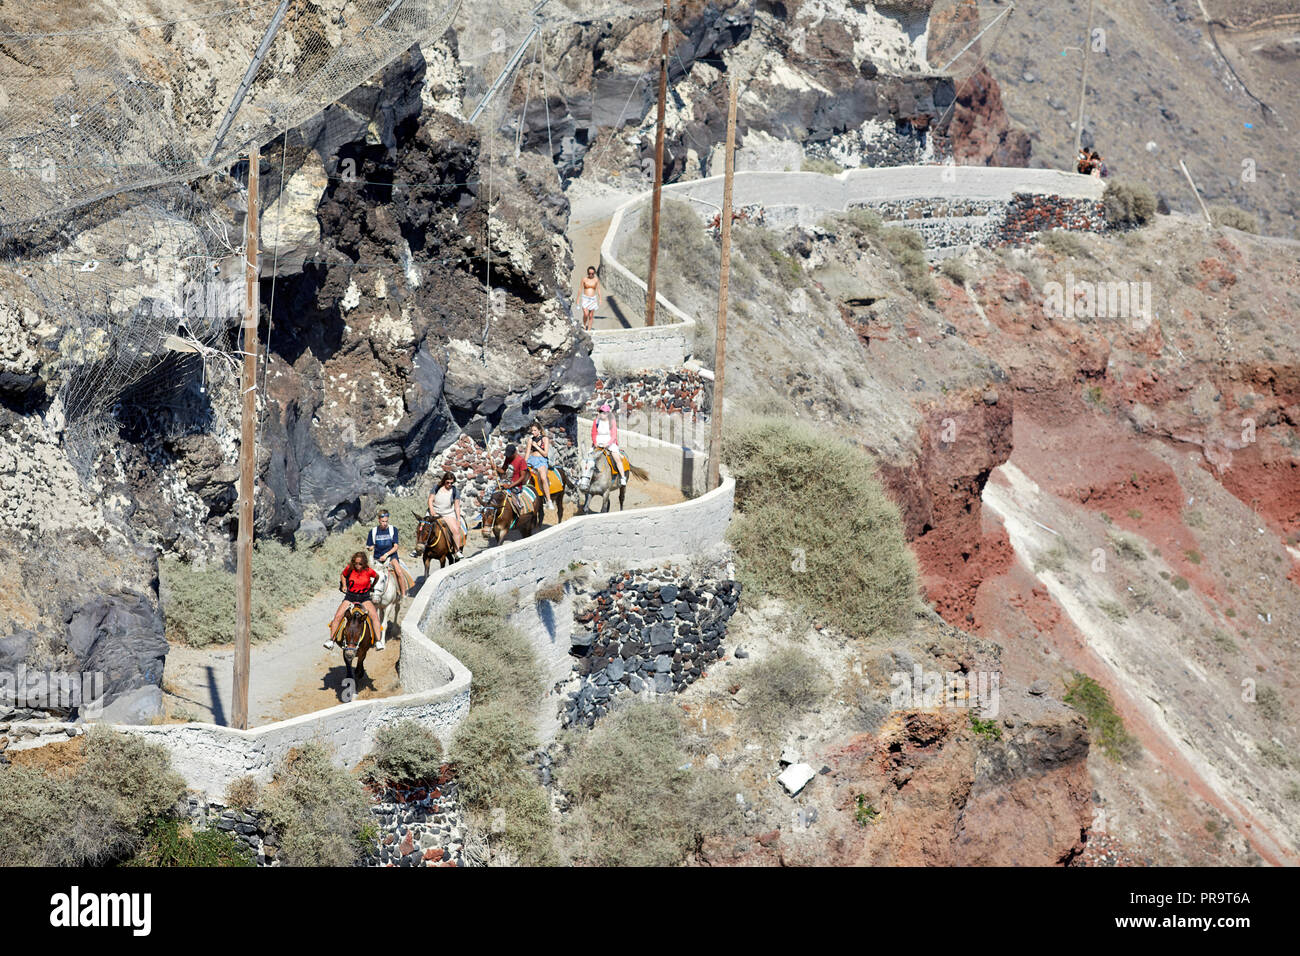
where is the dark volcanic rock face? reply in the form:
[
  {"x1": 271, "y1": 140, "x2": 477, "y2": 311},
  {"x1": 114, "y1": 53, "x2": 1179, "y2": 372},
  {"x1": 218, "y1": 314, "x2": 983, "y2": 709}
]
[
  {"x1": 0, "y1": 40, "x2": 598, "y2": 718},
  {"x1": 205, "y1": 46, "x2": 593, "y2": 540}
]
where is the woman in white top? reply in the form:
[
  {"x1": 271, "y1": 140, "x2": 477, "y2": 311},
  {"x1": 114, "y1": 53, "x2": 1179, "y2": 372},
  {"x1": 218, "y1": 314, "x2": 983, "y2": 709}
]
[
  {"x1": 589, "y1": 403, "x2": 628, "y2": 486},
  {"x1": 427, "y1": 470, "x2": 466, "y2": 556}
]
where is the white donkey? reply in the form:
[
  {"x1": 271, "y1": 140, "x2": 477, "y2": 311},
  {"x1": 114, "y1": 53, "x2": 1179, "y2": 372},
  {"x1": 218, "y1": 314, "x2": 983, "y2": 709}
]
[{"x1": 370, "y1": 562, "x2": 402, "y2": 650}]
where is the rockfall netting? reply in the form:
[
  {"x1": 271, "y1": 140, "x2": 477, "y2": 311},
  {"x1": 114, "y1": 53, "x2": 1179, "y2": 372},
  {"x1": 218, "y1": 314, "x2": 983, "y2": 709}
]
[{"x1": 0, "y1": 0, "x2": 465, "y2": 467}]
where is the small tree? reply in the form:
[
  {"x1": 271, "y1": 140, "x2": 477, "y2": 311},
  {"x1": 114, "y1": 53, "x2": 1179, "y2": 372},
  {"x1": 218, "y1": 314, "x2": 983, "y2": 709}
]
[{"x1": 1102, "y1": 183, "x2": 1157, "y2": 229}]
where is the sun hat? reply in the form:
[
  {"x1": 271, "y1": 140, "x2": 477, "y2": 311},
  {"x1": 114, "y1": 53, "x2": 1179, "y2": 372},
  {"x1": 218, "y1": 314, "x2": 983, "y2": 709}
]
[{"x1": 599, "y1": 403, "x2": 612, "y2": 412}]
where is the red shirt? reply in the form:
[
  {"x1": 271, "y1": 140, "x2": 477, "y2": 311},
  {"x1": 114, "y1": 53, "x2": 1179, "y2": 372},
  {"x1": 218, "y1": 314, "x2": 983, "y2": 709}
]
[
  {"x1": 343, "y1": 566, "x2": 379, "y2": 594},
  {"x1": 505, "y1": 455, "x2": 527, "y2": 487}
]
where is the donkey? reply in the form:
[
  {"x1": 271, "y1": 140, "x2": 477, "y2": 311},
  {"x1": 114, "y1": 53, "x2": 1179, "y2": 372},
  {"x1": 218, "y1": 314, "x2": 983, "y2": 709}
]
[
  {"x1": 414, "y1": 512, "x2": 460, "y2": 578},
  {"x1": 338, "y1": 604, "x2": 375, "y2": 700},
  {"x1": 479, "y1": 486, "x2": 544, "y2": 546},
  {"x1": 370, "y1": 562, "x2": 401, "y2": 650},
  {"x1": 577, "y1": 449, "x2": 648, "y2": 513}
]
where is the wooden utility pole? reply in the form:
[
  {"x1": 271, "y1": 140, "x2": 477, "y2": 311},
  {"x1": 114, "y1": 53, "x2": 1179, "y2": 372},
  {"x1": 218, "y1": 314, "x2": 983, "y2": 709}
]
[
  {"x1": 1179, "y1": 158, "x2": 1214, "y2": 225},
  {"x1": 707, "y1": 73, "x2": 737, "y2": 492},
  {"x1": 644, "y1": 0, "x2": 670, "y2": 327},
  {"x1": 233, "y1": 145, "x2": 259, "y2": 731},
  {"x1": 1071, "y1": 0, "x2": 1096, "y2": 168}
]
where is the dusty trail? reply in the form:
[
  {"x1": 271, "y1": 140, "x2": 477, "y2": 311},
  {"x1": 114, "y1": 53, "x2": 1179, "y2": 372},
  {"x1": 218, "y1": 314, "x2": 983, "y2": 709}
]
[{"x1": 163, "y1": 475, "x2": 685, "y2": 727}]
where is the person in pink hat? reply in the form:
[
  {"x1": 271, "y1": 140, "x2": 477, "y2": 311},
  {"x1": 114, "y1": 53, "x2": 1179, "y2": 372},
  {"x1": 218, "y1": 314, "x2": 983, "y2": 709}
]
[{"x1": 589, "y1": 403, "x2": 628, "y2": 486}]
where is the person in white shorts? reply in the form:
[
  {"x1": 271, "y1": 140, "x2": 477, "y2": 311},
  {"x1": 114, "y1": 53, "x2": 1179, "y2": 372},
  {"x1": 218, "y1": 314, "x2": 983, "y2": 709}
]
[{"x1": 579, "y1": 266, "x2": 601, "y2": 331}]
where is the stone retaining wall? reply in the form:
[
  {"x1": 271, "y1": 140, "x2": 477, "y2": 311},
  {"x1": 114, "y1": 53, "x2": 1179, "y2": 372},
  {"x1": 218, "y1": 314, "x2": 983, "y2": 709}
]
[
  {"x1": 119, "y1": 663, "x2": 471, "y2": 800},
  {"x1": 405, "y1": 471, "x2": 735, "y2": 642},
  {"x1": 593, "y1": 199, "x2": 693, "y2": 373}
]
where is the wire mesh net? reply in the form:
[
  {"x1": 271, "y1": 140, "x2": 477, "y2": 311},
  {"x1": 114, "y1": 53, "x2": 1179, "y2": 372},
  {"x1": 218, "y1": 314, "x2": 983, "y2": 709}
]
[
  {"x1": 0, "y1": 0, "x2": 466, "y2": 227},
  {"x1": 0, "y1": 0, "x2": 466, "y2": 472},
  {"x1": 0, "y1": 0, "x2": 662, "y2": 475}
]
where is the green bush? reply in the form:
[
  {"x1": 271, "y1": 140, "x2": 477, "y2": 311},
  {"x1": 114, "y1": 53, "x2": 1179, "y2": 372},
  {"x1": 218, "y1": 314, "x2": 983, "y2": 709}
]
[
  {"x1": 256, "y1": 743, "x2": 371, "y2": 867},
  {"x1": 369, "y1": 719, "x2": 445, "y2": 786},
  {"x1": 434, "y1": 589, "x2": 542, "y2": 714},
  {"x1": 1102, "y1": 182, "x2": 1157, "y2": 229},
  {"x1": 1209, "y1": 204, "x2": 1259, "y2": 234},
  {"x1": 559, "y1": 702, "x2": 740, "y2": 866},
  {"x1": 723, "y1": 416, "x2": 918, "y2": 639},
  {"x1": 738, "y1": 646, "x2": 830, "y2": 739},
  {"x1": 970, "y1": 713, "x2": 1003, "y2": 740},
  {"x1": 0, "y1": 729, "x2": 187, "y2": 866},
  {"x1": 1064, "y1": 672, "x2": 1139, "y2": 762},
  {"x1": 449, "y1": 702, "x2": 557, "y2": 866},
  {"x1": 124, "y1": 818, "x2": 254, "y2": 867}
]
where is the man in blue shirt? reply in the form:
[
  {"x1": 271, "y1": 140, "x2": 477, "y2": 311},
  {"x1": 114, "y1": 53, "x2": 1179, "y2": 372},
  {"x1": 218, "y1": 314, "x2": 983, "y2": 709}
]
[{"x1": 366, "y1": 511, "x2": 414, "y2": 595}]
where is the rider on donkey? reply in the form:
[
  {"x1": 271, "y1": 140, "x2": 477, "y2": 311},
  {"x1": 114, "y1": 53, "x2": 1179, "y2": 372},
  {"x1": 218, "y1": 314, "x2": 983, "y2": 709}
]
[
  {"x1": 325, "y1": 551, "x2": 383, "y2": 649},
  {"x1": 426, "y1": 470, "x2": 466, "y2": 557},
  {"x1": 501, "y1": 444, "x2": 531, "y2": 516},
  {"x1": 522, "y1": 420, "x2": 556, "y2": 513},
  {"x1": 366, "y1": 509, "x2": 414, "y2": 595},
  {"x1": 589, "y1": 403, "x2": 628, "y2": 486}
]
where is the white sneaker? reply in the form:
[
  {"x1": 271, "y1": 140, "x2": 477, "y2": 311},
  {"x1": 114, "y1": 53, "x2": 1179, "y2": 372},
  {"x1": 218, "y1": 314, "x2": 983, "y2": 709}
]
[
  {"x1": 375, "y1": 639, "x2": 386, "y2": 651},
  {"x1": 323, "y1": 638, "x2": 335, "y2": 649}
]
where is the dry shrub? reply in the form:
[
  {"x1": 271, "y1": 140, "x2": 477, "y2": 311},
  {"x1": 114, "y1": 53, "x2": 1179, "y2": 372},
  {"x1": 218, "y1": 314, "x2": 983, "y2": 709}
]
[
  {"x1": 434, "y1": 588, "x2": 541, "y2": 714},
  {"x1": 449, "y1": 702, "x2": 557, "y2": 866},
  {"x1": 224, "y1": 774, "x2": 260, "y2": 810},
  {"x1": 0, "y1": 728, "x2": 186, "y2": 866},
  {"x1": 369, "y1": 719, "x2": 444, "y2": 786},
  {"x1": 559, "y1": 701, "x2": 741, "y2": 866},
  {"x1": 256, "y1": 743, "x2": 371, "y2": 867},
  {"x1": 723, "y1": 416, "x2": 918, "y2": 639},
  {"x1": 1039, "y1": 229, "x2": 1090, "y2": 259},
  {"x1": 738, "y1": 646, "x2": 830, "y2": 739},
  {"x1": 436, "y1": 589, "x2": 557, "y2": 865},
  {"x1": 1210, "y1": 204, "x2": 1259, "y2": 234},
  {"x1": 1102, "y1": 182, "x2": 1156, "y2": 229}
]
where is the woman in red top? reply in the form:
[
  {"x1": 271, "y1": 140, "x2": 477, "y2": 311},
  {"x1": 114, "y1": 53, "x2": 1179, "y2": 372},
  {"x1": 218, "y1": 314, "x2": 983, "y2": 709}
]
[{"x1": 326, "y1": 551, "x2": 383, "y2": 648}]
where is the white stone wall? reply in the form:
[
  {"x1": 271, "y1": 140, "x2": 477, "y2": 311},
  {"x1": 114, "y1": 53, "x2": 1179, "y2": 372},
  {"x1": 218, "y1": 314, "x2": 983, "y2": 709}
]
[
  {"x1": 576, "y1": 414, "x2": 709, "y2": 498},
  {"x1": 121, "y1": 686, "x2": 470, "y2": 800},
  {"x1": 407, "y1": 473, "x2": 735, "y2": 642},
  {"x1": 94, "y1": 612, "x2": 471, "y2": 800},
  {"x1": 594, "y1": 199, "x2": 694, "y2": 373},
  {"x1": 592, "y1": 165, "x2": 1107, "y2": 371}
]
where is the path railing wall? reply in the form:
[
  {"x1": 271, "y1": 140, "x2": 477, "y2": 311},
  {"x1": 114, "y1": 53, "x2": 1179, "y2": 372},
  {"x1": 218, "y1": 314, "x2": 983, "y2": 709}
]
[{"x1": 593, "y1": 165, "x2": 1107, "y2": 371}]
